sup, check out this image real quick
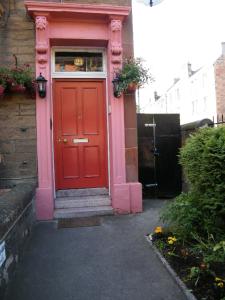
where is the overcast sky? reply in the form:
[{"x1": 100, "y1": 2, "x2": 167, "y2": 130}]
[{"x1": 132, "y1": 0, "x2": 225, "y2": 95}]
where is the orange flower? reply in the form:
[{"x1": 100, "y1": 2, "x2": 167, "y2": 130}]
[{"x1": 154, "y1": 226, "x2": 163, "y2": 234}]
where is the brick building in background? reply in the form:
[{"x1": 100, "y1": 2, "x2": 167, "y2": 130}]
[
  {"x1": 0, "y1": 0, "x2": 142, "y2": 220},
  {"x1": 214, "y1": 43, "x2": 225, "y2": 119}
]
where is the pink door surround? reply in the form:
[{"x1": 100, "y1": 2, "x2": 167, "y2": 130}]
[{"x1": 25, "y1": 1, "x2": 142, "y2": 220}]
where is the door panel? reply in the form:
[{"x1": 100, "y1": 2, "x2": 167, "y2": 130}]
[
  {"x1": 63, "y1": 147, "x2": 79, "y2": 179},
  {"x1": 82, "y1": 88, "x2": 99, "y2": 134},
  {"x1": 54, "y1": 80, "x2": 107, "y2": 189},
  {"x1": 83, "y1": 146, "x2": 100, "y2": 178},
  {"x1": 61, "y1": 88, "x2": 78, "y2": 136}
]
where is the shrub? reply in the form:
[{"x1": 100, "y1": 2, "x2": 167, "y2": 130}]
[{"x1": 161, "y1": 126, "x2": 225, "y2": 241}]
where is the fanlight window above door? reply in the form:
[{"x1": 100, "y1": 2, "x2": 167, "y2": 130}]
[{"x1": 52, "y1": 49, "x2": 106, "y2": 78}]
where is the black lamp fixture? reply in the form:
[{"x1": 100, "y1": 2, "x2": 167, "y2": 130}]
[
  {"x1": 112, "y1": 77, "x2": 121, "y2": 98},
  {"x1": 36, "y1": 73, "x2": 47, "y2": 98}
]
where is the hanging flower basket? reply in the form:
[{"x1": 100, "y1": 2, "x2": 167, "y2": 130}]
[
  {"x1": 112, "y1": 57, "x2": 154, "y2": 98},
  {"x1": 10, "y1": 84, "x2": 26, "y2": 93},
  {"x1": 125, "y1": 82, "x2": 139, "y2": 93},
  {"x1": 0, "y1": 62, "x2": 35, "y2": 97}
]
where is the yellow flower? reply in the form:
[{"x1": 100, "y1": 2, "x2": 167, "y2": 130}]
[
  {"x1": 217, "y1": 282, "x2": 224, "y2": 288},
  {"x1": 154, "y1": 226, "x2": 163, "y2": 234},
  {"x1": 215, "y1": 277, "x2": 224, "y2": 282},
  {"x1": 168, "y1": 240, "x2": 174, "y2": 245},
  {"x1": 167, "y1": 236, "x2": 177, "y2": 244}
]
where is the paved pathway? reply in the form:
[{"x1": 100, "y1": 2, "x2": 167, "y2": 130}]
[{"x1": 6, "y1": 200, "x2": 186, "y2": 300}]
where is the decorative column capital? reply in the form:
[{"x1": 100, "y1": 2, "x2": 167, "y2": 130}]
[
  {"x1": 111, "y1": 42, "x2": 122, "y2": 56},
  {"x1": 35, "y1": 16, "x2": 48, "y2": 30},
  {"x1": 111, "y1": 19, "x2": 122, "y2": 32},
  {"x1": 35, "y1": 15, "x2": 49, "y2": 68},
  {"x1": 109, "y1": 19, "x2": 123, "y2": 66}
]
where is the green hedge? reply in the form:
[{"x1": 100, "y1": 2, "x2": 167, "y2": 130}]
[{"x1": 162, "y1": 126, "x2": 225, "y2": 241}]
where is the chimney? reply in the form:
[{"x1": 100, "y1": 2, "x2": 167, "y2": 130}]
[
  {"x1": 222, "y1": 42, "x2": 225, "y2": 55},
  {"x1": 154, "y1": 91, "x2": 160, "y2": 101},
  {"x1": 188, "y1": 63, "x2": 193, "y2": 76},
  {"x1": 174, "y1": 78, "x2": 180, "y2": 85}
]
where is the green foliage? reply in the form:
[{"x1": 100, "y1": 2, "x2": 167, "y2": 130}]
[
  {"x1": 10, "y1": 64, "x2": 33, "y2": 86},
  {"x1": 161, "y1": 126, "x2": 225, "y2": 261},
  {"x1": 0, "y1": 64, "x2": 35, "y2": 95},
  {"x1": 0, "y1": 67, "x2": 9, "y2": 87},
  {"x1": 113, "y1": 57, "x2": 153, "y2": 97},
  {"x1": 161, "y1": 192, "x2": 203, "y2": 240},
  {"x1": 189, "y1": 266, "x2": 201, "y2": 286},
  {"x1": 154, "y1": 239, "x2": 166, "y2": 252}
]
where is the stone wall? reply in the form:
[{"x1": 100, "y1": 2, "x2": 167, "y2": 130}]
[
  {"x1": 0, "y1": 0, "x2": 35, "y2": 68},
  {"x1": 0, "y1": 0, "x2": 36, "y2": 187},
  {"x1": 0, "y1": 183, "x2": 35, "y2": 300},
  {"x1": 0, "y1": 0, "x2": 138, "y2": 185},
  {"x1": 0, "y1": 94, "x2": 37, "y2": 187}
]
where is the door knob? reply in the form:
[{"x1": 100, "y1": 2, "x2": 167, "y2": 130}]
[{"x1": 63, "y1": 138, "x2": 68, "y2": 143}]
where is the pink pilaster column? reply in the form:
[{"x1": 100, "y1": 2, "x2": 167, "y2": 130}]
[
  {"x1": 35, "y1": 15, "x2": 54, "y2": 220},
  {"x1": 108, "y1": 17, "x2": 131, "y2": 213}
]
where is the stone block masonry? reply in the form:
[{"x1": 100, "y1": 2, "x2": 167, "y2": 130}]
[
  {"x1": 0, "y1": 183, "x2": 36, "y2": 300},
  {"x1": 0, "y1": 94, "x2": 37, "y2": 187},
  {"x1": 0, "y1": 0, "x2": 37, "y2": 187}
]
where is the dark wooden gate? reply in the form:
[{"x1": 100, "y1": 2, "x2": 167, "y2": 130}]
[{"x1": 137, "y1": 113, "x2": 182, "y2": 198}]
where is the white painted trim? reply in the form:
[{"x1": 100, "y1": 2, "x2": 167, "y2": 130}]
[
  {"x1": 50, "y1": 78, "x2": 56, "y2": 199},
  {"x1": 105, "y1": 74, "x2": 111, "y2": 197},
  {"x1": 51, "y1": 47, "x2": 107, "y2": 79}
]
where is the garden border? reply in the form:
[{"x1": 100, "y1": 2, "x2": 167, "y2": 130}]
[{"x1": 145, "y1": 236, "x2": 197, "y2": 300}]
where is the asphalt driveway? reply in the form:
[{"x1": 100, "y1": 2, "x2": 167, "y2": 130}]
[{"x1": 6, "y1": 200, "x2": 186, "y2": 300}]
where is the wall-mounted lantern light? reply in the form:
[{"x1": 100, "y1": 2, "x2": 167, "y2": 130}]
[
  {"x1": 112, "y1": 77, "x2": 121, "y2": 98},
  {"x1": 36, "y1": 73, "x2": 47, "y2": 98}
]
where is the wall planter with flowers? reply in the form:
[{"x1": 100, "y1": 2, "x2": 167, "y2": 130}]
[
  {"x1": 0, "y1": 67, "x2": 8, "y2": 97},
  {"x1": 0, "y1": 60, "x2": 36, "y2": 98},
  {"x1": 112, "y1": 57, "x2": 153, "y2": 98}
]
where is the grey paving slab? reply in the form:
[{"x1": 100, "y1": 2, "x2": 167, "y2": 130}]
[{"x1": 6, "y1": 199, "x2": 186, "y2": 300}]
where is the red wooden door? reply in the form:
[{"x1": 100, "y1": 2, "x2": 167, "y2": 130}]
[{"x1": 54, "y1": 80, "x2": 108, "y2": 189}]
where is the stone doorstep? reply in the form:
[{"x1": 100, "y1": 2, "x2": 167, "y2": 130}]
[
  {"x1": 56, "y1": 187, "x2": 109, "y2": 198},
  {"x1": 145, "y1": 236, "x2": 197, "y2": 300},
  {"x1": 54, "y1": 206, "x2": 113, "y2": 219},
  {"x1": 54, "y1": 188, "x2": 112, "y2": 219},
  {"x1": 55, "y1": 195, "x2": 111, "y2": 209}
]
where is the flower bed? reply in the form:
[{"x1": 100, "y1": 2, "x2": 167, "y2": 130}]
[
  {"x1": 148, "y1": 227, "x2": 225, "y2": 300},
  {"x1": 147, "y1": 127, "x2": 225, "y2": 300}
]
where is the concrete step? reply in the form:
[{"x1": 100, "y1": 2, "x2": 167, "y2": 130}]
[
  {"x1": 56, "y1": 188, "x2": 108, "y2": 198},
  {"x1": 54, "y1": 206, "x2": 113, "y2": 219},
  {"x1": 55, "y1": 195, "x2": 111, "y2": 209}
]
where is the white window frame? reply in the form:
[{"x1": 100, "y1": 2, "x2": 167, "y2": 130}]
[{"x1": 51, "y1": 47, "x2": 107, "y2": 78}]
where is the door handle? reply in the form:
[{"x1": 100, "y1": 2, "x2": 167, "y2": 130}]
[{"x1": 63, "y1": 138, "x2": 68, "y2": 143}]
